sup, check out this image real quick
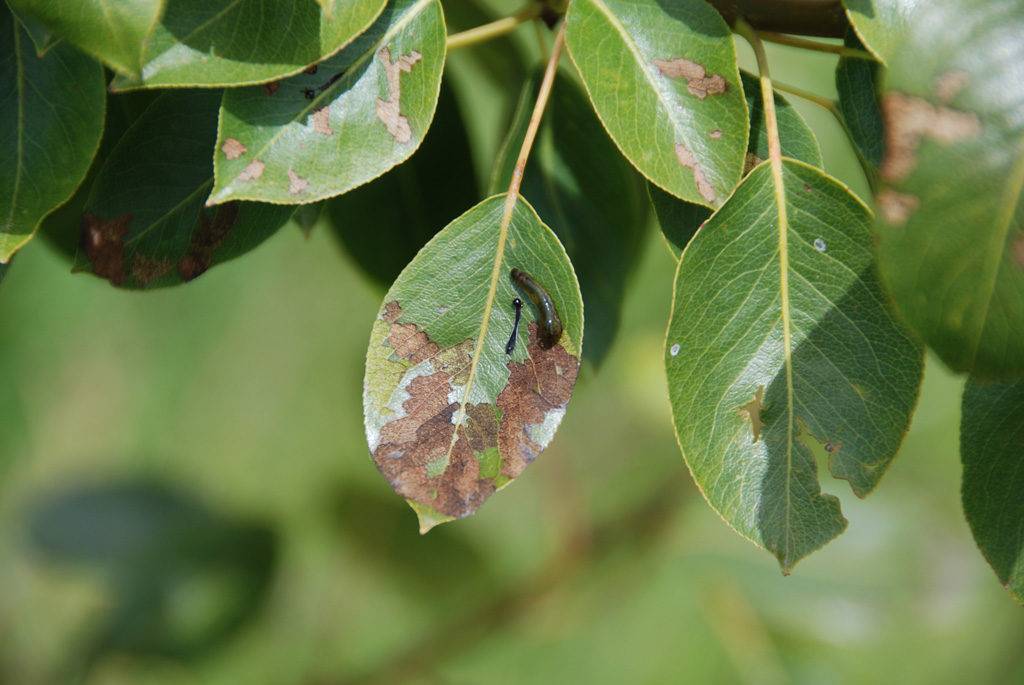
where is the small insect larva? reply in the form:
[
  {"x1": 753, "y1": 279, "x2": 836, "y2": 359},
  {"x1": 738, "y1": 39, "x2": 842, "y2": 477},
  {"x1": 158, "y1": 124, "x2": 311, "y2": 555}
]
[
  {"x1": 510, "y1": 268, "x2": 563, "y2": 350},
  {"x1": 506, "y1": 298, "x2": 523, "y2": 355}
]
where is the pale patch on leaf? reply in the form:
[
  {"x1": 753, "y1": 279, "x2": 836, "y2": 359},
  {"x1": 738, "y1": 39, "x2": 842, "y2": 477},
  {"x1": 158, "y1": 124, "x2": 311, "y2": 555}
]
[
  {"x1": 877, "y1": 189, "x2": 920, "y2": 225},
  {"x1": 739, "y1": 386, "x2": 765, "y2": 443},
  {"x1": 880, "y1": 92, "x2": 981, "y2": 182},
  {"x1": 239, "y1": 160, "x2": 265, "y2": 182},
  {"x1": 375, "y1": 47, "x2": 422, "y2": 143},
  {"x1": 312, "y1": 106, "x2": 333, "y2": 136},
  {"x1": 675, "y1": 144, "x2": 716, "y2": 203},
  {"x1": 288, "y1": 169, "x2": 310, "y2": 195},
  {"x1": 653, "y1": 57, "x2": 727, "y2": 99},
  {"x1": 221, "y1": 138, "x2": 246, "y2": 160}
]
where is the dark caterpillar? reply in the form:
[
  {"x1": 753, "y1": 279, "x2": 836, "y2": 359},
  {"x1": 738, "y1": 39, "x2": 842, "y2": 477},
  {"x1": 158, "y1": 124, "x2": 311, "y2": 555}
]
[
  {"x1": 505, "y1": 298, "x2": 523, "y2": 355},
  {"x1": 510, "y1": 268, "x2": 563, "y2": 350}
]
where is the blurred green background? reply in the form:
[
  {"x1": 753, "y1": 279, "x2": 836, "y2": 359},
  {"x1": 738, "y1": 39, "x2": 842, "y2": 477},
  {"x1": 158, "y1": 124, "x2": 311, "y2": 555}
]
[{"x1": 1, "y1": 3, "x2": 1022, "y2": 683}]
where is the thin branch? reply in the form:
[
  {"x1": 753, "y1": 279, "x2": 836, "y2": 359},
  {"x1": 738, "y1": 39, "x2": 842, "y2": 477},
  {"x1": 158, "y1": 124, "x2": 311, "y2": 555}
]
[
  {"x1": 756, "y1": 31, "x2": 875, "y2": 60},
  {"x1": 770, "y1": 79, "x2": 839, "y2": 116},
  {"x1": 446, "y1": 4, "x2": 542, "y2": 51}
]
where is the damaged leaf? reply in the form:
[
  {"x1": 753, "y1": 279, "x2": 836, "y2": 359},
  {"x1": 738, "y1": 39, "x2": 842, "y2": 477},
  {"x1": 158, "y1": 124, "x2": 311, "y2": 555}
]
[
  {"x1": 208, "y1": 0, "x2": 445, "y2": 206},
  {"x1": 874, "y1": 0, "x2": 1024, "y2": 377},
  {"x1": 842, "y1": 0, "x2": 919, "y2": 63},
  {"x1": 961, "y1": 379, "x2": 1024, "y2": 603},
  {"x1": 1, "y1": 5, "x2": 105, "y2": 262},
  {"x1": 363, "y1": 195, "x2": 583, "y2": 532},
  {"x1": 651, "y1": 71, "x2": 822, "y2": 257},
  {"x1": 109, "y1": 0, "x2": 386, "y2": 90},
  {"x1": 565, "y1": 0, "x2": 747, "y2": 207},
  {"x1": 489, "y1": 69, "x2": 647, "y2": 367},
  {"x1": 327, "y1": 83, "x2": 477, "y2": 287},
  {"x1": 5, "y1": 0, "x2": 163, "y2": 78},
  {"x1": 666, "y1": 160, "x2": 922, "y2": 571},
  {"x1": 74, "y1": 90, "x2": 293, "y2": 289}
]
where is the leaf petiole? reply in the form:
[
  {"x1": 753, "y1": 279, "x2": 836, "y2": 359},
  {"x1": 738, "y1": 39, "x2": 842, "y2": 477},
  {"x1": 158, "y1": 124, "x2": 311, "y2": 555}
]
[
  {"x1": 446, "y1": 3, "x2": 543, "y2": 51},
  {"x1": 752, "y1": 30, "x2": 876, "y2": 60}
]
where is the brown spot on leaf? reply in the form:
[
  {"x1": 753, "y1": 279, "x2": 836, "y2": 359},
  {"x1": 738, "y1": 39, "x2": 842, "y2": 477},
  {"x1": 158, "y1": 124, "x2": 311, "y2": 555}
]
[
  {"x1": 877, "y1": 189, "x2": 920, "y2": 226},
  {"x1": 388, "y1": 322, "x2": 440, "y2": 365},
  {"x1": 1012, "y1": 234, "x2": 1024, "y2": 268},
  {"x1": 288, "y1": 169, "x2": 310, "y2": 195},
  {"x1": 880, "y1": 92, "x2": 981, "y2": 182},
  {"x1": 496, "y1": 323, "x2": 579, "y2": 479},
  {"x1": 743, "y1": 152, "x2": 763, "y2": 176},
  {"x1": 312, "y1": 105, "x2": 332, "y2": 136},
  {"x1": 221, "y1": 138, "x2": 246, "y2": 160},
  {"x1": 178, "y1": 202, "x2": 240, "y2": 282},
  {"x1": 675, "y1": 144, "x2": 716, "y2": 203},
  {"x1": 653, "y1": 57, "x2": 727, "y2": 99},
  {"x1": 709, "y1": 129, "x2": 722, "y2": 139},
  {"x1": 376, "y1": 47, "x2": 422, "y2": 143},
  {"x1": 131, "y1": 255, "x2": 173, "y2": 286},
  {"x1": 739, "y1": 386, "x2": 765, "y2": 443},
  {"x1": 263, "y1": 81, "x2": 279, "y2": 96},
  {"x1": 824, "y1": 440, "x2": 842, "y2": 455},
  {"x1": 81, "y1": 212, "x2": 132, "y2": 285},
  {"x1": 304, "y1": 64, "x2": 318, "y2": 75},
  {"x1": 382, "y1": 300, "x2": 403, "y2": 323},
  {"x1": 238, "y1": 159, "x2": 265, "y2": 182},
  {"x1": 934, "y1": 70, "x2": 969, "y2": 103}
]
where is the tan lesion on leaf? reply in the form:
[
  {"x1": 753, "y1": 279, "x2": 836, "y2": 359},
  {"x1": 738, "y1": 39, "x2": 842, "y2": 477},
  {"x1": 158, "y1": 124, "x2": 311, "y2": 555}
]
[
  {"x1": 675, "y1": 143, "x2": 717, "y2": 203},
  {"x1": 877, "y1": 189, "x2": 920, "y2": 226},
  {"x1": 178, "y1": 202, "x2": 240, "y2": 282},
  {"x1": 221, "y1": 138, "x2": 246, "y2": 160},
  {"x1": 375, "y1": 46, "x2": 423, "y2": 143},
  {"x1": 81, "y1": 212, "x2": 132, "y2": 286},
  {"x1": 311, "y1": 105, "x2": 333, "y2": 136},
  {"x1": 288, "y1": 169, "x2": 310, "y2": 195},
  {"x1": 653, "y1": 57, "x2": 727, "y2": 99},
  {"x1": 743, "y1": 152, "x2": 763, "y2": 176},
  {"x1": 739, "y1": 386, "x2": 765, "y2": 443},
  {"x1": 238, "y1": 159, "x2": 265, "y2": 182},
  {"x1": 934, "y1": 70, "x2": 969, "y2": 103},
  {"x1": 880, "y1": 92, "x2": 981, "y2": 183}
]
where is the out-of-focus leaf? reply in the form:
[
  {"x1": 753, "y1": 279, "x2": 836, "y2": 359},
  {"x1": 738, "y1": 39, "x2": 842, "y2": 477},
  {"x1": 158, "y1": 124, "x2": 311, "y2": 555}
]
[
  {"x1": 842, "y1": 0, "x2": 920, "y2": 63},
  {"x1": 39, "y1": 90, "x2": 158, "y2": 261},
  {"x1": 490, "y1": 69, "x2": 647, "y2": 366},
  {"x1": 28, "y1": 480, "x2": 278, "y2": 661},
  {"x1": 651, "y1": 70, "x2": 823, "y2": 257},
  {"x1": 327, "y1": 83, "x2": 476, "y2": 287},
  {"x1": 874, "y1": 0, "x2": 1024, "y2": 377},
  {"x1": 666, "y1": 160, "x2": 923, "y2": 572},
  {"x1": 294, "y1": 202, "x2": 323, "y2": 238},
  {"x1": 961, "y1": 379, "x2": 1024, "y2": 603},
  {"x1": 0, "y1": 6, "x2": 105, "y2": 262},
  {"x1": 835, "y1": 31, "x2": 883, "y2": 170},
  {"x1": 363, "y1": 195, "x2": 582, "y2": 532},
  {"x1": 109, "y1": 0, "x2": 386, "y2": 90},
  {"x1": 5, "y1": 0, "x2": 163, "y2": 77},
  {"x1": 208, "y1": 0, "x2": 445, "y2": 206},
  {"x1": 8, "y1": 3, "x2": 59, "y2": 56},
  {"x1": 73, "y1": 90, "x2": 294, "y2": 289},
  {"x1": 565, "y1": 0, "x2": 747, "y2": 206}
]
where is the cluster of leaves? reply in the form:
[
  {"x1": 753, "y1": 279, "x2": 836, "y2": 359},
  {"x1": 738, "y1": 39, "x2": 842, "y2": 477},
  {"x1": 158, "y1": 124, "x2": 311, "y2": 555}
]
[{"x1": 1, "y1": 0, "x2": 1022, "y2": 599}]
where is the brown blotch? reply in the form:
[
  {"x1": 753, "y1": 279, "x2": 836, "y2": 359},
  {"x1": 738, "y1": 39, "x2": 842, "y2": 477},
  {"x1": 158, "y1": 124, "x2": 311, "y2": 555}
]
[
  {"x1": 739, "y1": 386, "x2": 765, "y2": 443},
  {"x1": 496, "y1": 323, "x2": 579, "y2": 479},
  {"x1": 934, "y1": 70, "x2": 969, "y2": 103},
  {"x1": 653, "y1": 57, "x2": 727, "y2": 99},
  {"x1": 263, "y1": 81, "x2": 279, "y2": 96},
  {"x1": 221, "y1": 138, "x2": 246, "y2": 160},
  {"x1": 1012, "y1": 234, "x2": 1024, "y2": 268},
  {"x1": 304, "y1": 64, "x2": 319, "y2": 75},
  {"x1": 709, "y1": 129, "x2": 722, "y2": 139},
  {"x1": 81, "y1": 212, "x2": 132, "y2": 286},
  {"x1": 382, "y1": 300, "x2": 403, "y2": 323},
  {"x1": 877, "y1": 189, "x2": 920, "y2": 226},
  {"x1": 288, "y1": 169, "x2": 310, "y2": 195},
  {"x1": 312, "y1": 105, "x2": 333, "y2": 136},
  {"x1": 177, "y1": 202, "x2": 240, "y2": 282},
  {"x1": 675, "y1": 143, "x2": 717, "y2": 203},
  {"x1": 387, "y1": 322, "x2": 440, "y2": 365},
  {"x1": 880, "y1": 92, "x2": 981, "y2": 182},
  {"x1": 131, "y1": 255, "x2": 173, "y2": 286},
  {"x1": 375, "y1": 47, "x2": 422, "y2": 143},
  {"x1": 743, "y1": 152, "x2": 763, "y2": 176},
  {"x1": 238, "y1": 159, "x2": 265, "y2": 182}
]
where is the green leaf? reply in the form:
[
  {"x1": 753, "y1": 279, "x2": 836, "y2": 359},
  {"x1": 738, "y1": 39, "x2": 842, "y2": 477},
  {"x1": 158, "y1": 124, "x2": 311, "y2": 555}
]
[
  {"x1": 489, "y1": 69, "x2": 647, "y2": 366},
  {"x1": 961, "y1": 379, "x2": 1024, "y2": 603},
  {"x1": 874, "y1": 0, "x2": 1024, "y2": 377},
  {"x1": 842, "y1": 0, "x2": 919, "y2": 63},
  {"x1": 5, "y1": 0, "x2": 163, "y2": 77},
  {"x1": 74, "y1": 90, "x2": 294, "y2": 289},
  {"x1": 327, "y1": 83, "x2": 477, "y2": 287},
  {"x1": 565, "y1": 0, "x2": 748, "y2": 207},
  {"x1": 110, "y1": 0, "x2": 386, "y2": 90},
  {"x1": 0, "y1": 5, "x2": 105, "y2": 262},
  {"x1": 363, "y1": 194, "x2": 583, "y2": 532},
  {"x1": 835, "y1": 31, "x2": 883, "y2": 169},
  {"x1": 651, "y1": 71, "x2": 822, "y2": 257},
  {"x1": 665, "y1": 159, "x2": 923, "y2": 571},
  {"x1": 208, "y1": 0, "x2": 445, "y2": 206},
  {"x1": 8, "y1": 3, "x2": 59, "y2": 56}
]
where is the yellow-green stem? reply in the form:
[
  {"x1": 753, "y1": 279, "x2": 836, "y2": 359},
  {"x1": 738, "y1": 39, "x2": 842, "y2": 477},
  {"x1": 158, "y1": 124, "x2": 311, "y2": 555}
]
[
  {"x1": 756, "y1": 30, "x2": 875, "y2": 60},
  {"x1": 446, "y1": 4, "x2": 542, "y2": 51}
]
